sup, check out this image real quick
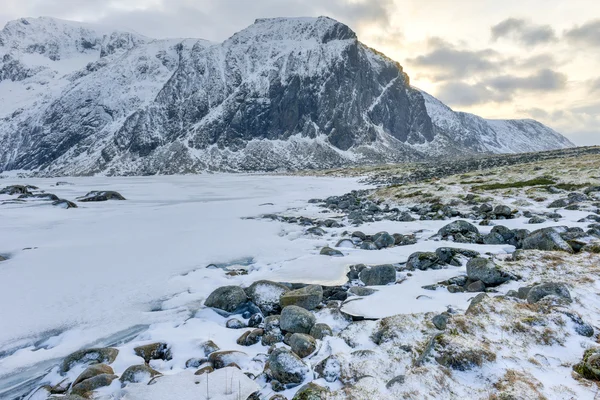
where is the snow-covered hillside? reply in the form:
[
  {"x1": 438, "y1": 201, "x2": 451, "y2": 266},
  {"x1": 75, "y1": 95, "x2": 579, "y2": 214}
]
[{"x1": 0, "y1": 16, "x2": 574, "y2": 175}]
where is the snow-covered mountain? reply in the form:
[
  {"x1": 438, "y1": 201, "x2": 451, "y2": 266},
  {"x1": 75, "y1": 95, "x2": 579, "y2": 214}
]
[{"x1": 0, "y1": 16, "x2": 574, "y2": 175}]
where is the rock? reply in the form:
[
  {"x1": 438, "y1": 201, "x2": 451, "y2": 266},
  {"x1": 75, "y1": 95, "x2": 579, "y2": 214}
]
[
  {"x1": 373, "y1": 231, "x2": 395, "y2": 249},
  {"x1": 195, "y1": 365, "x2": 214, "y2": 375},
  {"x1": 315, "y1": 355, "x2": 342, "y2": 382},
  {"x1": 438, "y1": 220, "x2": 479, "y2": 239},
  {"x1": 406, "y1": 252, "x2": 441, "y2": 271},
  {"x1": 522, "y1": 228, "x2": 574, "y2": 252},
  {"x1": 447, "y1": 284, "x2": 465, "y2": 293},
  {"x1": 494, "y1": 205, "x2": 513, "y2": 218},
  {"x1": 60, "y1": 348, "x2": 119, "y2": 374},
  {"x1": 237, "y1": 329, "x2": 264, "y2": 346},
  {"x1": 268, "y1": 348, "x2": 309, "y2": 387},
  {"x1": 306, "y1": 227, "x2": 326, "y2": 236},
  {"x1": 53, "y1": 199, "x2": 78, "y2": 208},
  {"x1": 70, "y1": 374, "x2": 118, "y2": 397},
  {"x1": 248, "y1": 313, "x2": 263, "y2": 327},
  {"x1": 292, "y1": 382, "x2": 328, "y2": 399},
  {"x1": 573, "y1": 348, "x2": 600, "y2": 380},
  {"x1": 200, "y1": 340, "x2": 219, "y2": 356},
  {"x1": 526, "y1": 282, "x2": 571, "y2": 304},
  {"x1": 346, "y1": 264, "x2": 367, "y2": 281},
  {"x1": 348, "y1": 287, "x2": 378, "y2": 296},
  {"x1": 280, "y1": 285, "x2": 323, "y2": 310},
  {"x1": 280, "y1": 306, "x2": 316, "y2": 334},
  {"x1": 134, "y1": 342, "x2": 171, "y2": 363},
  {"x1": 466, "y1": 258, "x2": 512, "y2": 286},
  {"x1": 359, "y1": 241, "x2": 378, "y2": 250},
  {"x1": 309, "y1": 323, "x2": 333, "y2": 340},
  {"x1": 208, "y1": 351, "x2": 248, "y2": 369},
  {"x1": 320, "y1": 246, "x2": 343, "y2": 256},
  {"x1": 205, "y1": 285, "x2": 248, "y2": 312},
  {"x1": 322, "y1": 286, "x2": 348, "y2": 301},
  {"x1": 226, "y1": 318, "x2": 246, "y2": 329},
  {"x1": 432, "y1": 314, "x2": 448, "y2": 330},
  {"x1": 528, "y1": 216, "x2": 546, "y2": 224},
  {"x1": 435, "y1": 339, "x2": 496, "y2": 371},
  {"x1": 120, "y1": 364, "x2": 161, "y2": 384},
  {"x1": 386, "y1": 375, "x2": 406, "y2": 389},
  {"x1": 185, "y1": 358, "x2": 206, "y2": 368},
  {"x1": 466, "y1": 293, "x2": 489, "y2": 315},
  {"x1": 479, "y1": 203, "x2": 493, "y2": 213},
  {"x1": 289, "y1": 333, "x2": 317, "y2": 358},
  {"x1": 335, "y1": 239, "x2": 355, "y2": 248},
  {"x1": 0, "y1": 185, "x2": 34, "y2": 195},
  {"x1": 517, "y1": 286, "x2": 532, "y2": 300},
  {"x1": 467, "y1": 280, "x2": 486, "y2": 292},
  {"x1": 245, "y1": 280, "x2": 290, "y2": 314},
  {"x1": 77, "y1": 191, "x2": 126, "y2": 202},
  {"x1": 358, "y1": 264, "x2": 396, "y2": 286},
  {"x1": 72, "y1": 364, "x2": 114, "y2": 387}
]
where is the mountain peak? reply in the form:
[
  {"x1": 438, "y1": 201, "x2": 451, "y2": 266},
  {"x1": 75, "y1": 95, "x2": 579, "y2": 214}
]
[{"x1": 228, "y1": 16, "x2": 356, "y2": 45}]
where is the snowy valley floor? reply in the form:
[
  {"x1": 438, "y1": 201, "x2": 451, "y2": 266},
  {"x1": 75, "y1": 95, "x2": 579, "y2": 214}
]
[{"x1": 1, "y1": 149, "x2": 600, "y2": 399}]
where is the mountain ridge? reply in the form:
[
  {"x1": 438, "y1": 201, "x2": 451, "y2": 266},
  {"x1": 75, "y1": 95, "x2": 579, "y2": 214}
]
[{"x1": 0, "y1": 16, "x2": 574, "y2": 175}]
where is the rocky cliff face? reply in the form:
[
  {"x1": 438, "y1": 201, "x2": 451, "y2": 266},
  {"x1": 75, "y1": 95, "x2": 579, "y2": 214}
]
[{"x1": 0, "y1": 16, "x2": 574, "y2": 175}]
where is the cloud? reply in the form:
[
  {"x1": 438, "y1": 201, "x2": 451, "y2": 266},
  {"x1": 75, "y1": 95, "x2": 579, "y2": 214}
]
[
  {"x1": 486, "y1": 69, "x2": 567, "y2": 92},
  {"x1": 591, "y1": 78, "x2": 600, "y2": 93},
  {"x1": 491, "y1": 18, "x2": 557, "y2": 46},
  {"x1": 407, "y1": 47, "x2": 502, "y2": 81},
  {"x1": 564, "y1": 19, "x2": 600, "y2": 47},
  {"x1": 435, "y1": 82, "x2": 511, "y2": 106}
]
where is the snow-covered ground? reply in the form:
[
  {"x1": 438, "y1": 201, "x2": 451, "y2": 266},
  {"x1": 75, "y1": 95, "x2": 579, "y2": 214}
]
[{"x1": 1, "y1": 171, "x2": 599, "y2": 399}]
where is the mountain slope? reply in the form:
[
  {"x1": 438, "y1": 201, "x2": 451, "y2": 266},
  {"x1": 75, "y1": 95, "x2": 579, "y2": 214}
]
[{"x1": 0, "y1": 16, "x2": 574, "y2": 175}]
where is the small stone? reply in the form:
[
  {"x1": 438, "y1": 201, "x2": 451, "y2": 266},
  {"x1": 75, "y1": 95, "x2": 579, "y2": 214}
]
[
  {"x1": 134, "y1": 342, "x2": 171, "y2": 363},
  {"x1": 208, "y1": 351, "x2": 248, "y2": 369},
  {"x1": 226, "y1": 318, "x2": 246, "y2": 329},
  {"x1": 309, "y1": 323, "x2": 333, "y2": 340},
  {"x1": 120, "y1": 364, "x2": 161, "y2": 384},
  {"x1": 466, "y1": 280, "x2": 486, "y2": 292},
  {"x1": 195, "y1": 365, "x2": 214, "y2": 375},
  {"x1": 432, "y1": 314, "x2": 448, "y2": 330},
  {"x1": 386, "y1": 375, "x2": 406, "y2": 389},
  {"x1": 289, "y1": 333, "x2": 317, "y2": 358},
  {"x1": 320, "y1": 246, "x2": 343, "y2": 256}
]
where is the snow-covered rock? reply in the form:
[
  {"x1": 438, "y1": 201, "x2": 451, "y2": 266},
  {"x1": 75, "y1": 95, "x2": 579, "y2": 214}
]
[{"x1": 0, "y1": 16, "x2": 574, "y2": 175}]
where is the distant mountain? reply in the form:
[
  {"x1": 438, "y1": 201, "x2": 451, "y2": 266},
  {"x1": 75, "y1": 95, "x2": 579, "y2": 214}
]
[{"x1": 0, "y1": 16, "x2": 574, "y2": 175}]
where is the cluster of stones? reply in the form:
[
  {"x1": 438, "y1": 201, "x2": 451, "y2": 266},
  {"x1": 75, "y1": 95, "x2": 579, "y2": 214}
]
[
  {"x1": 333, "y1": 230, "x2": 417, "y2": 251},
  {"x1": 0, "y1": 184, "x2": 127, "y2": 209}
]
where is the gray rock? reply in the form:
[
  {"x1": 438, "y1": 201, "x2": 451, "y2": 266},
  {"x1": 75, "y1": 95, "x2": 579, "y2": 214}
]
[
  {"x1": 268, "y1": 348, "x2": 309, "y2": 386},
  {"x1": 528, "y1": 216, "x2": 546, "y2": 224},
  {"x1": 522, "y1": 228, "x2": 574, "y2": 253},
  {"x1": 236, "y1": 329, "x2": 264, "y2": 346},
  {"x1": 348, "y1": 287, "x2": 378, "y2": 296},
  {"x1": 494, "y1": 205, "x2": 512, "y2": 218},
  {"x1": 447, "y1": 284, "x2": 465, "y2": 293},
  {"x1": 292, "y1": 382, "x2": 328, "y2": 399},
  {"x1": 386, "y1": 375, "x2": 406, "y2": 389},
  {"x1": 226, "y1": 318, "x2": 246, "y2": 329},
  {"x1": 120, "y1": 364, "x2": 161, "y2": 384},
  {"x1": 358, "y1": 264, "x2": 396, "y2": 286},
  {"x1": 406, "y1": 252, "x2": 441, "y2": 271},
  {"x1": 309, "y1": 323, "x2": 333, "y2": 339},
  {"x1": 466, "y1": 293, "x2": 489, "y2": 314},
  {"x1": 280, "y1": 285, "x2": 323, "y2": 310},
  {"x1": 205, "y1": 285, "x2": 248, "y2": 312},
  {"x1": 77, "y1": 191, "x2": 126, "y2": 202},
  {"x1": 320, "y1": 246, "x2": 343, "y2": 256},
  {"x1": 280, "y1": 305, "x2": 316, "y2": 334},
  {"x1": 466, "y1": 280, "x2": 486, "y2": 292},
  {"x1": 335, "y1": 238, "x2": 355, "y2": 248},
  {"x1": 359, "y1": 241, "x2": 378, "y2": 250},
  {"x1": 373, "y1": 231, "x2": 395, "y2": 249},
  {"x1": 60, "y1": 347, "x2": 119, "y2": 374},
  {"x1": 432, "y1": 314, "x2": 448, "y2": 330},
  {"x1": 438, "y1": 220, "x2": 479, "y2": 238},
  {"x1": 245, "y1": 280, "x2": 290, "y2": 314},
  {"x1": 466, "y1": 257, "x2": 512, "y2": 286},
  {"x1": 289, "y1": 333, "x2": 317, "y2": 358},
  {"x1": 526, "y1": 282, "x2": 572, "y2": 304},
  {"x1": 548, "y1": 199, "x2": 569, "y2": 208}
]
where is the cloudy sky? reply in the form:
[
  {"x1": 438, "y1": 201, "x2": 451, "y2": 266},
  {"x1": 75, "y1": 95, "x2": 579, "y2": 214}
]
[{"x1": 1, "y1": 0, "x2": 598, "y2": 145}]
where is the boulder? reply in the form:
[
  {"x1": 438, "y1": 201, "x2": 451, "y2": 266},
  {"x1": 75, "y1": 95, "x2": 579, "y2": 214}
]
[
  {"x1": 494, "y1": 205, "x2": 513, "y2": 218},
  {"x1": 526, "y1": 282, "x2": 572, "y2": 304},
  {"x1": 289, "y1": 333, "x2": 317, "y2": 358},
  {"x1": 134, "y1": 342, "x2": 171, "y2": 363},
  {"x1": 71, "y1": 374, "x2": 118, "y2": 397},
  {"x1": 358, "y1": 264, "x2": 396, "y2": 286},
  {"x1": 432, "y1": 314, "x2": 448, "y2": 330},
  {"x1": 236, "y1": 329, "x2": 264, "y2": 346},
  {"x1": 292, "y1": 382, "x2": 328, "y2": 399},
  {"x1": 522, "y1": 228, "x2": 574, "y2": 253},
  {"x1": 120, "y1": 364, "x2": 161, "y2": 384},
  {"x1": 77, "y1": 191, "x2": 126, "y2": 202},
  {"x1": 373, "y1": 231, "x2": 395, "y2": 249},
  {"x1": 60, "y1": 348, "x2": 119, "y2": 374},
  {"x1": 226, "y1": 318, "x2": 245, "y2": 329},
  {"x1": 268, "y1": 348, "x2": 309, "y2": 386},
  {"x1": 320, "y1": 246, "x2": 343, "y2": 256},
  {"x1": 309, "y1": 323, "x2": 333, "y2": 340},
  {"x1": 208, "y1": 350, "x2": 248, "y2": 369},
  {"x1": 72, "y1": 364, "x2": 114, "y2": 387},
  {"x1": 245, "y1": 280, "x2": 290, "y2": 314},
  {"x1": 438, "y1": 220, "x2": 479, "y2": 238},
  {"x1": 280, "y1": 285, "x2": 323, "y2": 310},
  {"x1": 205, "y1": 285, "x2": 248, "y2": 312},
  {"x1": 280, "y1": 306, "x2": 316, "y2": 334},
  {"x1": 406, "y1": 252, "x2": 441, "y2": 271},
  {"x1": 573, "y1": 348, "x2": 600, "y2": 381},
  {"x1": 466, "y1": 258, "x2": 512, "y2": 286}
]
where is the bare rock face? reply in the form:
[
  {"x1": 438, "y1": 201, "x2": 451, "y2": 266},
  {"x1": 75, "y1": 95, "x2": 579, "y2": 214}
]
[{"x1": 0, "y1": 17, "x2": 573, "y2": 175}]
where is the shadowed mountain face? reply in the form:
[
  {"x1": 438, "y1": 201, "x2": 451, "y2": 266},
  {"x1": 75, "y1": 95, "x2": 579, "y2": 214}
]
[{"x1": 0, "y1": 16, "x2": 574, "y2": 175}]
